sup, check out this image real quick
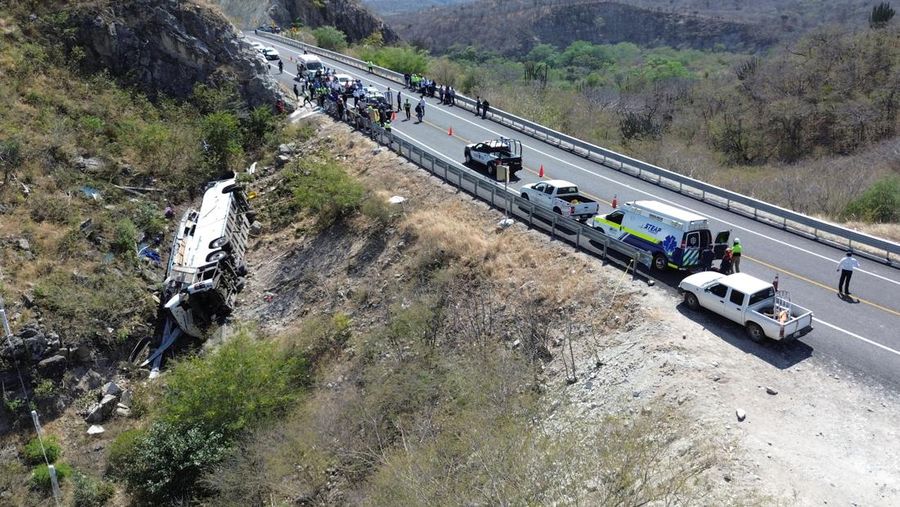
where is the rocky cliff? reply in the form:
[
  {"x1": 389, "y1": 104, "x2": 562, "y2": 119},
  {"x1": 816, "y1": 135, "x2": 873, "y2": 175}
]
[
  {"x1": 213, "y1": 0, "x2": 400, "y2": 43},
  {"x1": 69, "y1": 0, "x2": 289, "y2": 110},
  {"x1": 388, "y1": 0, "x2": 776, "y2": 55}
]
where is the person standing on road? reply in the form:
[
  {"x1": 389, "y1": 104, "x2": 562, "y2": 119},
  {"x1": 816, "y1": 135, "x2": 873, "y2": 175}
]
[
  {"x1": 293, "y1": 83, "x2": 299, "y2": 102},
  {"x1": 417, "y1": 98, "x2": 426, "y2": 120},
  {"x1": 278, "y1": 59, "x2": 283, "y2": 74},
  {"x1": 699, "y1": 244, "x2": 714, "y2": 272},
  {"x1": 404, "y1": 98, "x2": 411, "y2": 120},
  {"x1": 385, "y1": 87, "x2": 393, "y2": 108},
  {"x1": 481, "y1": 99, "x2": 490, "y2": 119},
  {"x1": 836, "y1": 251, "x2": 860, "y2": 295},
  {"x1": 731, "y1": 238, "x2": 742, "y2": 273},
  {"x1": 476, "y1": 97, "x2": 482, "y2": 116},
  {"x1": 396, "y1": 90, "x2": 402, "y2": 112},
  {"x1": 719, "y1": 248, "x2": 734, "y2": 275}
]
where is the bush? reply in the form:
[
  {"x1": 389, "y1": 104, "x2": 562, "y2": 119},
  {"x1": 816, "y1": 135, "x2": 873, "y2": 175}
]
[
  {"x1": 201, "y1": 111, "x2": 243, "y2": 173},
  {"x1": 72, "y1": 472, "x2": 115, "y2": 507},
  {"x1": 361, "y1": 195, "x2": 398, "y2": 228},
  {"x1": 107, "y1": 429, "x2": 145, "y2": 474},
  {"x1": 111, "y1": 422, "x2": 227, "y2": 503},
  {"x1": 23, "y1": 435, "x2": 60, "y2": 465},
  {"x1": 312, "y1": 25, "x2": 348, "y2": 51},
  {"x1": 355, "y1": 45, "x2": 429, "y2": 75},
  {"x1": 841, "y1": 176, "x2": 900, "y2": 223},
  {"x1": 241, "y1": 106, "x2": 279, "y2": 150},
  {"x1": 112, "y1": 218, "x2": 138, "y2": 259},
  {"x1": 161, "y1": 332, "x2": 308, "y2": 437},
  {"x1": 289, "y1": 158, "x2": 364, "y2": 228},
  {"x1": 30, "y1": 462, "x2": 72, "y2": 491}
]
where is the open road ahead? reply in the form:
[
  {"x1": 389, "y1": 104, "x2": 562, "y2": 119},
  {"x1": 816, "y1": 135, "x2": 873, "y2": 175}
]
[{"x1": 251, "y1": 35, "x2": 900, "y2": 389}]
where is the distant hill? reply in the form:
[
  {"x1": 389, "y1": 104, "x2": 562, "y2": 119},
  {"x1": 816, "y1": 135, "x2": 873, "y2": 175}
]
[
  {"x1": 387, "y1": 0, "x2": 778, "y2": 56},
  {"x1": 363, "y1": 0, "x2": 472, "y2": 16}
]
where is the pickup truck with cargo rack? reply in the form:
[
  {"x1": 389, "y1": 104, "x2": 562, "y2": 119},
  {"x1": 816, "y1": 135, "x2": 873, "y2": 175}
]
[
  {"x1": 464, "y1": 138, "x2": 522, "y2": 179},
  {"x1": 519, "y1": 179, "x2": 599, "y2": 221},
  {"x1": 678, "y1": 272, "x2": 813, "y2": 342}
]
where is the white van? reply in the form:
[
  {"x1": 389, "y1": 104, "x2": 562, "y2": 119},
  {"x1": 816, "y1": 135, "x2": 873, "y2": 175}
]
[
  {"x1": 296, "y1": 54, "x2": 323, "y2": 79},
  {"x1": 588, "y1": 200, "x2": 730, "y2": 271}
]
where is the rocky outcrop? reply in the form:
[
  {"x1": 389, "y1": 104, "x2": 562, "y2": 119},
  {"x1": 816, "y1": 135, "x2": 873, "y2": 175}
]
[
  {"x1": 213, "y1": 0, "x2": 399, "y2": 43},
  {"x1": 67, "y1": 0, "x2": 290, "y2": 110}
]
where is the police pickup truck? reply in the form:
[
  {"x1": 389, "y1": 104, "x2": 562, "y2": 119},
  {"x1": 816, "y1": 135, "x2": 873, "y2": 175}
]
[
  {"x1": 588, "y1": 200, "x2": 730, "y2": 271},
  {"x1": 519, "y1": 179, "x2": 599, "y2": 221},
  {"x1": 679, "y1": 272, "x2": 813, "y2": 342},
  {"x1": 464, "y1": 138, "x2": 522, "y2": 179}
]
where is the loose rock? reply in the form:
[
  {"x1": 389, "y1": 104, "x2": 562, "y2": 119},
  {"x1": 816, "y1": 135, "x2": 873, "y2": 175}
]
[
  {"x1": 87, "y1": 425, "x2": 105, "y2": 435},
  {"x1": 766, "y1": 387, "x2": 778, "y2": 395},
  {"x1": 736, "y1": 408, "x2": 747, "y2": 422}
]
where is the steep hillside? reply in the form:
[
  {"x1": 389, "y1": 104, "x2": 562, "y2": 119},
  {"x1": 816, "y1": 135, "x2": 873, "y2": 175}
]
[
  {"x1": 363, "y1": 0, "x2": 469, "y2": 15},
  {"x1": 212, "y1": 0, "x2": 400, "y2": 43},
  {"x1": 388, "y1": 0, "x2": 776, "y2": 56}
]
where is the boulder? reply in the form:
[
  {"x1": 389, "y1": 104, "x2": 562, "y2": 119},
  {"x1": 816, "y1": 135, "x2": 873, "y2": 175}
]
[
  {"x1": 76, "y1": 369, "x2": 103, "y2": 394},
  {"x1": 250, "y1": 221, "x2": 263, "y2": 236},
  {"x1": 16, "y1": 238, "x2": 30, "y2": 251},
  {"x1": 101, "y1": 381, "x2": 122, "y2": 397},
  {"x1": 87, "y1": 425, "x2": 105, "y2": 435},
  {"x1": 73, "y1": 156, "x2": 105, "y2": 173},
  {"x1": 85, "y1": 394, "x2": 118, "y2": 423},
  {"x1": 120, "y1": 389, "x2": 133, "y2": 407},
  {"x1": 74, "y1": 344, "x2": 92, "y2": 363},
  {"x1": 37, "y1": 355, "x2": 67, "y2": 378}
]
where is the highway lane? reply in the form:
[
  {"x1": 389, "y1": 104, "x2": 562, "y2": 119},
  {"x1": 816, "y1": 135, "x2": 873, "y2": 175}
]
[{"x1": 252, "y1": 36, "x2": 900, "y2": 387}]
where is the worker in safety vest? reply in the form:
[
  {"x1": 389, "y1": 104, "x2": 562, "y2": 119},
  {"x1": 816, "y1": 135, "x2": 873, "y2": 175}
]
[{"x1": 731, "y1": 238, "x2": 743, "y2": 273}]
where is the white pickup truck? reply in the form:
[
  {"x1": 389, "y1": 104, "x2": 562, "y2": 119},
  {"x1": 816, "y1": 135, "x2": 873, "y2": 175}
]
[
  {"x1": 679, "y1": 272, "x2": 813, "y2": 342},
  {"x1": 520, "y1": 179, "x2": 599, "y2": 221}
]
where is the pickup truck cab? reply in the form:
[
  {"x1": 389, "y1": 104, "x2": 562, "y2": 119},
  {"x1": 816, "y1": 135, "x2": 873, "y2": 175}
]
[
  {"x1": 464, "y1": 138, "x2": 522, "y2": 179},
  {"x1": 520, "y1": 179, "x2": 599, "y2": 221},
  {"x1": 679, "y1": 272, "x2": 813, "y2": 342}
]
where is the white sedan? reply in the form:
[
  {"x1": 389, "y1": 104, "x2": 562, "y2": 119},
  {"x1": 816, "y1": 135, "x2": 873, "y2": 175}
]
[
  {"x1": 249, "y1": 41, "x2": 265, "y2": 53},
  {"x1": 262, "y1": 47, "x2": 280, "y2": 60}
]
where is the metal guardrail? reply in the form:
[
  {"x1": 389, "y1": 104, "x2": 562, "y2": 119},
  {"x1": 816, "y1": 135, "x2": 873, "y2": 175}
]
[
  {"x1": 322, "y1": 100, "x2": 653, "y2": 273},
  {"x1": 259, "y1": 32, "x2": 900, "y2": 267}
]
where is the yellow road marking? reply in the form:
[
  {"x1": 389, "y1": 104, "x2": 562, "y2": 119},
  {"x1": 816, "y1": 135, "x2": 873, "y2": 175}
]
[{"x1": 407, "y1": 114, "x2": 900, "y2": 319}]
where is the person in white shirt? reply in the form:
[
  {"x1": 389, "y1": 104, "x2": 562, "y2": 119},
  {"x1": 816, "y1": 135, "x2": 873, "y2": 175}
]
[{"x1": 836, "y1": 251, "x2": 860, "y2": 295}]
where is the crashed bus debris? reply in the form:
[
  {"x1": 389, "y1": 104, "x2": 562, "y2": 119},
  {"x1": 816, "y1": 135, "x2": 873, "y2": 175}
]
[{"x1": 131, "y1": 177, "x2": 253, "y2": 375}]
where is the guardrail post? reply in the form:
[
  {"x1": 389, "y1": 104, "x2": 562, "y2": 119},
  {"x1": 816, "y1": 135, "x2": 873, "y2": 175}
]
[
  {"x1": 528, "y1": 203, "x2": 534, "y2": 227},
  {"x1": 551, "y1": 215, "x2": 556, "y2": 239},
  {"x1": 575, "y1": 226, "x2": 581, "y2": 248},
  {"x1": 632, "y1": 254, "x2": 639, "y2": 281},
  {"x1": 458, "y1": 168, "x2": 463, "y2": 188},
  {"x1": 490, "y1": 186, "x2": 496, "y2": 207},
  {"x1": 601, "y1": 238, "x2": 607, "y2": 264}
]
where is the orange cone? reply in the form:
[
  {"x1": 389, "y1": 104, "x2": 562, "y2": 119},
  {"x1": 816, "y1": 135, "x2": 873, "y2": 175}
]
[
  {"x1": 538, "y1": 164, "x2": 544, "y2": 178},
  {"x1": 448, "y1": 126, "x2": 453, "y2": 136},
  {"x1": 611, "y1": 194, "x2": 618, "y2": 208},
  {"x1": 391, "y1": 111, "x2": 397, "y2": 121}
]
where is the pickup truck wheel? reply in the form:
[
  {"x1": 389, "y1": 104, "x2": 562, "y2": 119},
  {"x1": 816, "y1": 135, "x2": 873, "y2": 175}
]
[
  {"x1": 684, "y1": 292, "x2": 700, "y2": 310},
  {"x1": 652, "y1": 254, "x2": 667, "y2": 271},
  {"x1": 464, "y1": 150, "x2": 471, "y2": 164},
  {"x1": 553, "y1": 207, "x2": 562, "y2": 215},
  {"x1": 521, "y1": 193, "x2": 529, "y2": 201},
  {"x1": 745, "y1": 322, "x2": 765, "y2": 343}
]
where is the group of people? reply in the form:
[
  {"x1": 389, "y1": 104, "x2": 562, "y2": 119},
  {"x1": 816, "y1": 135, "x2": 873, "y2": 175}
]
[{"x1": 697, "y1": 238, "x2": 743, "y2": 275}]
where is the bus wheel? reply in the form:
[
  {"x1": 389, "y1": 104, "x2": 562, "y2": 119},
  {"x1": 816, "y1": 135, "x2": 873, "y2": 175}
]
[{"x1": 653, "y1": 254, "x2": 667, "y2": 271}]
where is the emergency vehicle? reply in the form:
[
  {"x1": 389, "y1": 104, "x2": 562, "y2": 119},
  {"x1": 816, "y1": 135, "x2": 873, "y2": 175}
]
[
  {"x1": 296, "y1": 54, "x2": 323, "y2": 79},
  {"x1": 588, "y1": 200, "x2": 730, "y2": 271}
]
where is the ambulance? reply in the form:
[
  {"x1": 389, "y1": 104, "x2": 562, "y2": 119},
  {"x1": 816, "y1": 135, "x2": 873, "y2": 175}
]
[{"x1": 588, "y1": 200, "x2": 730, "y2": 271}]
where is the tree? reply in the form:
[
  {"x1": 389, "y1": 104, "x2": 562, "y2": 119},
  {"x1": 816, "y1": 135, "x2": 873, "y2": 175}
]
[
  {"x1": 201, "y1": 111, "x2": 242, "y2": 174},
  {"x1": 312, "y1": 25, "x2": 348, "y2": 51},
  {"x1": 870, "y1": 2, "x2": 895, "y2": 28}
]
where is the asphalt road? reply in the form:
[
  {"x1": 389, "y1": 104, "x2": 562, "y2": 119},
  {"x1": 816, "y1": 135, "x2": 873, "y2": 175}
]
[{"x1": 251, "y1": 35, "x2": 900, "y2": 388}]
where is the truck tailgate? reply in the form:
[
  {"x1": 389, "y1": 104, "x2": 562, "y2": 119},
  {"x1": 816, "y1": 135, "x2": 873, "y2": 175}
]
[{"x1": 778, "y1": 303, "x2": 813, "y2": 339}]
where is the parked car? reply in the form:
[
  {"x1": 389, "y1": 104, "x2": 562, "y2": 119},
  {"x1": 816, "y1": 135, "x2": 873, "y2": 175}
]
[
  {"x1": 262, "y1": 47, "x2": 280, "y2": 60},
  {"x1": 519, "y1": 179, "x2": 599, "y2": 221},
  {"x1": 249, "y1": 41, "x2": 265, "y2": 53},
  {"x1": 679, "y1": 272, "x2": 814, "y2": 342}
]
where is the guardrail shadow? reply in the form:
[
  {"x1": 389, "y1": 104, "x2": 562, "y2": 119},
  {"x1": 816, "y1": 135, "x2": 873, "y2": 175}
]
[{"x1": 675, "y1": 304, "x2": 813, "y2": 369}]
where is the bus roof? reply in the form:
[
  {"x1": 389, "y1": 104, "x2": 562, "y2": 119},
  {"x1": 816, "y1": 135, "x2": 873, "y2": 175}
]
[{"x1": 627, "y1": 200, "x2": 708, "y2": 225}]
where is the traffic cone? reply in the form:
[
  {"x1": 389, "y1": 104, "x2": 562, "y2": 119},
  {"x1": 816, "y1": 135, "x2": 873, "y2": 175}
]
[
  {"x1": 448, "y1": 126, "x2": 453, "y2": 136},
  {"x1": 611, "y1": 194, "x2": 618, "y2": 208},
  {"x1": 391, "y1": 111, "x2": 397, "y2": 121},
  {"x1": 538, "y1": 164, "x2": 544, "y2": 177}
]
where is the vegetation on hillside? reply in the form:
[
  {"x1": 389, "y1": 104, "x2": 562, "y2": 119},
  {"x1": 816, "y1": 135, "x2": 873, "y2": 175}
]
[{"x1": 289, "y1": 13, "x2": 900, "y2": 225}]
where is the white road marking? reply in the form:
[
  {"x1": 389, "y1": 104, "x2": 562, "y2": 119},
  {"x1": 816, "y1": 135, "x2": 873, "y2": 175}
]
[
  {"x1": 257, "y1": 36, "x2": 899, "y2": 287},
  {"x1": 814, "y1": 318, "x2": 900, "y2": 358}
]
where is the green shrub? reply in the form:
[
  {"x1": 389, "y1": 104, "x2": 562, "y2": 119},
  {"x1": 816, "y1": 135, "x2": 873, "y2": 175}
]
[
  {"x1": 289, "y1": 158, "x2": 364, "y2": 228},
  {"x1": 841, "y1": 176, "x2": 900, "y2": 223},
  {"x1": 361, "y1": 195, "x2": 398, "y2": 228},
  {"x1": 312, "y1": 26, "x2": 348, "y2": 51},
  {"x1": 161, "y1": 332, "x2": 308, "y2": 437},
  {"x1": 107, "y1": 429, "x2": 145, "y2": 474},
  {"x1": 113, "y1": 218, "x2": 138, "y2": 258},
  {"x1": 72, "y1": 472, "x2": 115, "y2": 507},
  {"x1": 33, "y1": 378, "x2": 58, "y2": 401},
  {"x1": 132, "y1": 202, "x2": 166, "y2": 238},
  {"x1": 28, "y1": 194, "x2": 71, "y2": 224},
  {"x1": 23, "y1": 435, "x2": 60, "y2": 465},
  {"x1": 109, "y1": 423, "x2": 227, "y2": 503},
  {"x1": 30, "y1": 462, "x2": 72, "y2": 491},
  {"x1": 355, "y1": 45, "x2": 429, "y2": 75},
  {"x1": 242, "y1": 106, "x2": 279, "y2": 150},
  {"x1": 201, "y1": 111, "x2": 243, "y2": 173}
]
